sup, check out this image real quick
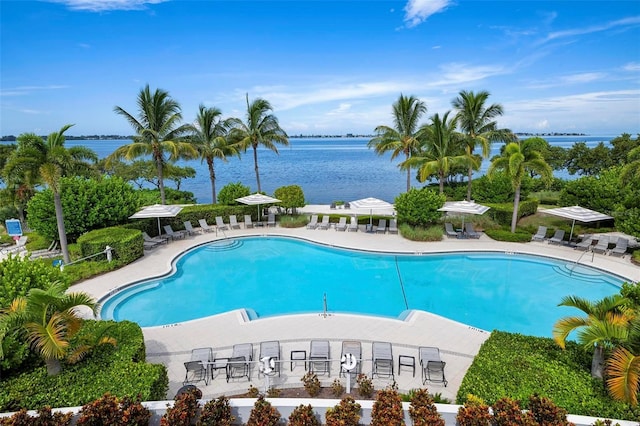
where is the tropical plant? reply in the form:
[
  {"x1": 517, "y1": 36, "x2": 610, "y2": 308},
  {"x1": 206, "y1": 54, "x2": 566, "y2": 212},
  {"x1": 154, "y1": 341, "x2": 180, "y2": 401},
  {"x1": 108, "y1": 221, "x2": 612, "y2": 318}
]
[
  {"x1": 188, "y1": 104, "x2": 240, "y2": 204},
  {"x1": 217, "y1": 181, "x2": 251, "y2": 205},
  {"x1": 401, "y1": 111, "x2": 467, "y2": 194},
  {"x1": 394, "y1": 187, "x2": 446, "y2": 227},
  {"x1": 487, "y1": 138, "x2": 552, "y2": 232},
  {"x1": 111, "y1": 84, "x2": 197, "y2": 204},
  {"x1": 197, "y1": 396, "x2": 235, "y2": 426},
  {"x1": 161, "y1": 388, "x2": 200, "y2": 426},
  {"x1": 371, "y1": 387, "x2": 405, "y2": 425},
  {"x1": 274, "y1": 184, "x2": 305, "y2": 214},
  {"x1": 369, "y1": 94, "x2": 428, "y2": 192},
  {"x1": 451, "y1": 90, "x2": 514, "y2": 201},
  {"x1": 605, "y1": 345, "x2": 640, "y2": 406},
  {"x1": 409, "y1": 388, "x2": 444, "y2": 426},
  {"x1": 247, "y1": 395, "x2": 281, "y2": 426},
  {"x1": 289, "y1": 404, "x2": 321, "y2": 426},
  {"x1": 325, "y1": 396, "x2": 361, "y2": 426},
  {"x1": 227, "y1": 94, "x2": 289, "y2": 193}
]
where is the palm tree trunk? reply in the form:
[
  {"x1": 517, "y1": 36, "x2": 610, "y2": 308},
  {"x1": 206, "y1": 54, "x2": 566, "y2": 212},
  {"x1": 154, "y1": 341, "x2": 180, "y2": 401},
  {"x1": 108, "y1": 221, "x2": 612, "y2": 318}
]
[
  {"x1": 511, "y1": 185, "x2": 521, "y2": 233},
  {"x1": 439, "y1": 171, "x2": 445, "y2": 194},
  {"x1": 53, "y1": 191, "x2": 71, "y2": 264},
  {"x1": 467, "y1": 166, "x2": 473, "y2": 201},
  {"x1": 253, "y1": 145, "x2": 261, "y2": 193},
  {"x1": 46, "y1": 357, "x2": 62, "y2": 376},
  {"x1": 156, "y1": 157, "x2": 165, "y2": 204},
  {"x1": 406, "y1": 152, "x2": 411, "y2": 192},
  {"x1": 592, "y1": 345, "x2": 605, "y2": 379},
  {"x1": 207, "y1": 157, "x2": 217, "y2": 204}
]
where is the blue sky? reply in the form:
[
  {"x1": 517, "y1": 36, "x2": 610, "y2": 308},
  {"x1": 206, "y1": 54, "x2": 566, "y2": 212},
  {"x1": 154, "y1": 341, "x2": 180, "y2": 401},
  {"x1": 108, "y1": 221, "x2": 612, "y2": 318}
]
[{"x1": 1, "y1": 0, "x2": 639, "y2": 137}]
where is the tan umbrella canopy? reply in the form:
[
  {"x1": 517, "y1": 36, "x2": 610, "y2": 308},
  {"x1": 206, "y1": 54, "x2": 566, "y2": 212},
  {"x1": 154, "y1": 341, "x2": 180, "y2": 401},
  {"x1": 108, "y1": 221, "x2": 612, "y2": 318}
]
[
  {"x1": 236, "y1": 193, "x2": 281, "y2": 220},
  {"x1": 542, "y1": 205, "x2": 613, "y2": 241},
  {"x1": 438, "y1": 200, "x2": 491, "y2": 229},
  {"x1": 130, "y1": 204, "x2": 183, "y2": 235},
  {"x1": 350, "y1": 197, "x2": 394, "y2": 226}
]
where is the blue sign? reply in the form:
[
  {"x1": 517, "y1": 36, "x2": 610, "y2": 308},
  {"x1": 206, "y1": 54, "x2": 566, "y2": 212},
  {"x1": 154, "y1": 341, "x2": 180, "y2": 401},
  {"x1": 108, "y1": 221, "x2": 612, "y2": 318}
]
[{"x1": 5, "y1": 219, "x2": 23, "y2": 237}]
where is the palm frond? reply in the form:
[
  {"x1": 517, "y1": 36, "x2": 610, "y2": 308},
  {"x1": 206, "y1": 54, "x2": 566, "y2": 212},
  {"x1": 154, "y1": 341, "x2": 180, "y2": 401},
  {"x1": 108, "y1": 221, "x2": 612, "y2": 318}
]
[{"x1": 606, "y1": 346, "x2": 640, "y2": 406}]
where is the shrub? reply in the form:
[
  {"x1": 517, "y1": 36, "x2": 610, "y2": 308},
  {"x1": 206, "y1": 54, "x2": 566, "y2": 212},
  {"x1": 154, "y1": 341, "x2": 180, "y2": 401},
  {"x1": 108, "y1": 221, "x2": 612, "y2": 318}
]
[
  {"x1": 394, "y1": 188, "x2": 446, "y2": 227},
  {"x1": 456, "y1": 402, "x2": 493, "y2": 426},
  {"x1": 0, "y1": 406, "x2": 73, "y2": 425},
  {"x1": 266, "y1": 387, "x2": 281, "y2": 398},
  {"x1": 485, "y1": 200, "x2": 539, "y2": 226},
  {"x1": 279, "y1": 214, "x2": 309, "y2": 228},
  {"x1": 0, "y1": 255, "x2": 69, "y2": 308},
  {"x1": 274, "y1": 185, "x2": 306, "y2": 214},
  {"x1": 161, "y1": 389, "x2": 200, "y2": 426},
  {"x1": 491, "y1": 397, "x2": 536, "y2": 426},
  {"x1": 76, "y1": 227, "x2": 143, "y2": 265},
  {"x1": 528, "y1": 394, "x2": 571, "y2": 425},
  {"x1": 409, "y1": 388, "x2": 444, "y2": 426},
  {"x1": 398, "y1": 224, "x2": 442, "y2": 241},
  {"x1": 197, "y1": 396, "x2": 235, "y2": 426},
  {"x1": 356, "y1": 373, "x2": 373, "y2": 398},
  {"x1": 331, "y1": 379, "x2": 345, "y2": 397},
  {"x1": 302, "y1": 372, "x2": 321, "y2": 397},
  {"x1": 76, "y1": 393, "x2": 150, "y2": 426},
  {"x1": 217, "y1": 182, "x2": 251, "y2": 205},
  {"x1": 484, "y1": 228, "x2": 533, "y2": 242},
  {"x1": 247, "y1": 395, "x2": 281, "y2": 426},
  {"x1": 288, "y1": 404, "x2": 321, "y2": 426},
  {"x1": 325, "y1": 396, "x2": 361, "y2": 426},
  {"x1": 247, "y1": 385, "x2": 260, "y2": 398},
  {"x1": 371, "y1": 387, "x2": 405, "y2": 426}
]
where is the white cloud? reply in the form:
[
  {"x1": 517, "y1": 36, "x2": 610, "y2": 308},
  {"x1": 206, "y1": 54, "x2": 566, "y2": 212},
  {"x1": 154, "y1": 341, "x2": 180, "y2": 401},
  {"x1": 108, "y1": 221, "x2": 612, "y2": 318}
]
[
  {"x1": 46, "y1": 0, "x2": 169, "y2": 12},
  {"x1": 1, "y1": 85, "x2": 69, "y2": 96},
  {"x1": 540, "y1": 16, "x2": 640, "y2": 44},
  {"x1": 403, "y1": 0, "x2": 453, "y2": 28},
  {"x1": 623, "y1": 62, "x2": 640, "y2": 72},
  {"x1": 526, "y1": 72, "x2": 606, "y2": 89}
]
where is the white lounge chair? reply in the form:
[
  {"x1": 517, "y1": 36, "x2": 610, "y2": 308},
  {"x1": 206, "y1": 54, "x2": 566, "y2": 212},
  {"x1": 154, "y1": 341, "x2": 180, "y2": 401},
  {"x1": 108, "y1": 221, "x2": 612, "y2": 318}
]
[
  {"x1": 531, "y1": 225, "x2": 547, "y2": 241},
  {"x1": 215, "y1": 216, "x2": 229, "y2": 231},
  {"x1": 183, "y1": 221, "x2": 201, "y2": 235},
  {"x1": 142, "y1": 232, "x2": 169, "y2": 249},
  {"x1": 317, "y1": 215, "x2": 330, "y2": 230},
  {"x1": 244, "y1": 215, "x2": 254, "y2": 228},
  {"x1": 547, "y1": 229, "x2": 565, "y2": 245},
  {"x1": 307, "y1": 215, "x2": 318, "y2": 230},
  {"x1": 198, "y1": 218, "x2": 216, "y2": 233},
  {"x1": 372, "y1": 341, "x2": 394, "y2": 379},
  {"x1": 419, "y1": 346, "x2": 447, "y2": 386},
  {"x1": 388, "y1": 219, "x2": 398, "y2": 234},
  {"x1": 229, "y1": 215, "x2": 241, "y2": 230},
  {"x1": 29, "y1": 240, "x2": 61, "y2": 259},
  {"x1": 164, "y1": 225, "x2": 187, "y2": 240},
  {"x1": 335, "y1": 217, "x2": 347, "y2": 231},
  {"x1": 348, "y1": 216, "x2": 358, "y2": 232},
  {"x1": 610, "y1": 237, "x2": 628, "y2": 257},
  {"x1": 592, "y1": 236, "x2": 609, "y2": 254}
]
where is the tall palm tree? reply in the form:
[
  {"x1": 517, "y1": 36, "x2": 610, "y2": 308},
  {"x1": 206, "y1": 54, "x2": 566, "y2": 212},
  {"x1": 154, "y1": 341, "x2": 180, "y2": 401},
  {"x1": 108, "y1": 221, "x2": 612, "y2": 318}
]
[
  {"x1": 452, "y1": 90, "x2": 515, "y2": 201},
  {"x1": 369, "y1": 94, "x2": 427, "y2": 192},
  {"x1": 400, "y1": 111, "x2": 467, "y2": 194},
  {"x1": 227, "y1": 94, "x2": 288, "y2": 193},
  {"x1": 487, "y1": 139, "x2": 552, "y2": 232},
  {"x1": 111, "y1": 84, "x2": 197, "y2": 204},
  {"x1": 0, "y1": 281, "x2": 99, "y2": 375},
  {"x1": 187, "y1": 104, "x2": 240, "y2": 204},
  {"x1": 553, "y1": 294, "x2": 633, "y2": 379}
]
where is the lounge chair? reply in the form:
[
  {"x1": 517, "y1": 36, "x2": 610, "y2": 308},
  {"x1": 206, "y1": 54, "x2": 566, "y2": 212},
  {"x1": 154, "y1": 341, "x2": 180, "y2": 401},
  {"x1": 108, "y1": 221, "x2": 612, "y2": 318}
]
[
  {"x1": 592, "y1": 236, "x2": 609, "y2": 254},
  {"x1": 330, "y1": 202, "x2": 336, "y2": 210},
  {"x1": 163, "y1": 225, "x2": 187, "y2": 240},
  {"x1": 184, "y1": 347, "x2": 212, "y2": 385},
  {"x1": 318, "y1": 215, "x2": 331, "y2": 230},
  {"x1": 307, "y1": 215, "x2": 318, "y2": 230},
  {"x1": 548, "y1": 229, "x2": 565, "y2": 245},
  {"x1": 388, "y1": 219, "x2": 398, "y2": 234},
  {"x1": 344, "y1": 202, "x2": 350, "y2": 209},
  {"x1": 340, "y1": 340, "x2": 362, "y2": 378},
  {"x1": 376, "y1": 219, "x2": 387, "y2": 234},
  {"x1": 1, "y1": 236, "x2": 28, "y2": 254},
  {"x1": 348, "y1": 216, "x2": 358, "y2": 232},
  {"x1": 267, "y1": 213, "x2": 276, "y2": 227},
  {"x1": 215, "y1": 216, "x2": 229, "y2": 231},
  {"x1": 309, "y1": 340, "x2": 330, "y2": 376},
  {"x1": 372, "y1": 341, "x2": 394, "y2": 379},
  {"x1": 335, "y1": 217, "x2": 347, "y2": 231},
  {"x1": 419, "y1": 346, "x2": 447, "y2": 386},
  {"x1": 575, "y1": 235, "x2": 593, "y2": 251},
  {"x1": 229, "y1": 215, "x2": 241, "y2": 230},
  {"x1": 465, "y1": 222, "x2": 481, "y2": 239},
  {"x1": 244, "y1": 215, "x2": 254, "y2": 228},
  {"x1": 226, "y1": 343, "x2": 253, "y2": 382},
  {"x1": 531, "y1": 225, "x2": 547, "y2": 242},
  {"x1": 610, "y1": 237, "x2": 628, "y2": 257},
  {"x1": 183, "y1": 221, "x2": 201, "y2": 235},
  {"x1": 445, "y1": 222, "x2": 460, "y2": 238},
  {"x1": 29, "y1": 241, "x2": 61, "y2": 259},
  {"x1": 143, "y1": 232, "x2": 169, "y2": 245},
  {"x1": 259, "y1": 341, "x2": 281, "y2": 377},
  {"x1": 198, "y1": 218, "x2": 216, "y2": 233}
]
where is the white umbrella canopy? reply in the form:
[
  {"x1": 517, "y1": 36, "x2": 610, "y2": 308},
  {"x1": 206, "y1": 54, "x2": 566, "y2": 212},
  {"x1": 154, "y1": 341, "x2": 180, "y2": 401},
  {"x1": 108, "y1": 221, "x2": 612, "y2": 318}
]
[
  {"x1": 438, "y1": 200, "x2": 491, "y2": 229},
  {"x1": 129, "y1": 204, "x2": 184, "y2": 235},
  {"x1": 350, "y1": 197, "x2": 394, "y2": 225},
  {"x1": 542, "y1": 205, "x2": 613, "y2": 241},
  {"x1": 236, "y1": 193, "x2": 281, "y2": 220}
]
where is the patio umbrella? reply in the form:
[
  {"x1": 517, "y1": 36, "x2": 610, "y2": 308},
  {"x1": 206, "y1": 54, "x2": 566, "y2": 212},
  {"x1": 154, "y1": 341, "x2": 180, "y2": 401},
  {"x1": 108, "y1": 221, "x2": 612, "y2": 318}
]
[
  {"x1": 438, "y1": 200, "x2": 490, "y2": 229},
  {"x1": 235, "y1": 193, "x2": 281, "y2": 221},
  {"x1": 129, "y1": 204, "x2": 183, "y2": 235},
  {"x1": 349, "y1": 197, "x2": 394, "y2": 226},
  {"x1": 542, "y1": 205, "x2": 613, "y2": 242}
]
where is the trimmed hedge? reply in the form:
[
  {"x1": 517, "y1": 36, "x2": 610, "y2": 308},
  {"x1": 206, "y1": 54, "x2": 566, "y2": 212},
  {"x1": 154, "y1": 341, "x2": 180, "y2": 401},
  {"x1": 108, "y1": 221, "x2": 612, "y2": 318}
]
[
  {"x1": 484, "y1": 228, "x2": 533, "y2": 242},
  {"x1": 77, "y1": 227, "x2": 143, "y2": 264},
  {"x1": 0, "y1": 321, "x2": 168, "y2": 412},
  {"x1": 486, "y1": 199, "x2": 539, "y2": 226},
  {"x1": 457, "y1": 331, "x2": 640, "y2": 421}
]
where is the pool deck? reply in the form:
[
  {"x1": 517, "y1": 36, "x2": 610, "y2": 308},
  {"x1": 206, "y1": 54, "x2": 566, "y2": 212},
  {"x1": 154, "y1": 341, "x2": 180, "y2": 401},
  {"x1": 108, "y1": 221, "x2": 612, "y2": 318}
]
[{"x1": 72, "y1": 222, "x2": 640, "y2": 401}]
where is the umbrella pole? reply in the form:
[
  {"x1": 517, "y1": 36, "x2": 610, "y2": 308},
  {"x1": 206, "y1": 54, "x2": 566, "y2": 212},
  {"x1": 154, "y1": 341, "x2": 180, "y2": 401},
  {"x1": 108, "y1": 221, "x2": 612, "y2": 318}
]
[
  {"x1": 157, "y1": 218, "x2": 161, "y2": 236},
  {"x1": 569, "y1": 219, "x2": 576, "y2": 242}
]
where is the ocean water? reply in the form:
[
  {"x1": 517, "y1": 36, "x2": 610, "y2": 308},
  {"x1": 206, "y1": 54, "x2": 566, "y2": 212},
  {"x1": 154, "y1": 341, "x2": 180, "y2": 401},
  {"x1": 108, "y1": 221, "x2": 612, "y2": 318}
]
[{"x1": 6, "y1": 135, "x2": 618, "y2": 204}]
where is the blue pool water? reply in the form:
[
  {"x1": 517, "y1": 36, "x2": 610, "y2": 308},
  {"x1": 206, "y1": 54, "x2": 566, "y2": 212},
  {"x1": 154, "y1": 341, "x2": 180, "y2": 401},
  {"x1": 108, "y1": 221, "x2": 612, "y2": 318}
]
[{"x1": 100, "y1": 237, "x2": 624, "y2": 336}]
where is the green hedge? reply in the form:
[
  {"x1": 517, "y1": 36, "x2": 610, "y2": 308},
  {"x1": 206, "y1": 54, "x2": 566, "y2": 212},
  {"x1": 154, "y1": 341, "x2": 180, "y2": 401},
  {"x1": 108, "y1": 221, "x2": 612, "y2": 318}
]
[
  {"x1": 457, "y1": 331, "x2": 640, "y2": 421},
  {"x1": 0, "y1": 321, "x2": 168, "y2": 412},
  {"x1": 484, "y1": 228, "x2": 533, "y2": 242},
  {"x1": 486, "y1": 199, "x2": 539, "y2": 226},
  {"x1": 77, "y1": 227, "x2": 143, "y2": 264}
]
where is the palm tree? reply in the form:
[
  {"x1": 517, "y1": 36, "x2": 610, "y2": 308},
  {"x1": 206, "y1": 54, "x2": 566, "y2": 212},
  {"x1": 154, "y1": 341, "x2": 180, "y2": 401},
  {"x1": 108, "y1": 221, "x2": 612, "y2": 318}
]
[
  {"x1": 369, "y1": 94, "x2": 427, "y2": 192},
  {"x1": 452, "y1": 90, "x2": 515, "y2": 201},
  {"x1": 227, "y1": 94, "x2": 289, "y2": 193},
  {"x1": 111, "y1": 84, "x2": 197, "y2": 204},
  {"x1": 0, "y1": 281, "x2": 99, "y2": 375},
  {"x1": 487, "y1": 139, "x2": 552, "y2": 232},
  {"x1": 606, "y1": 345, "x2": 640, "y2": 406},
  {"x1": 621, "y1": 145, "x2": 640, "y2": 185},
  {"x1": 553, "y1": 294, "x2": 633, "y2": 379},
  {"x1": 187, "y1": 104, "x2": 240, "y2": 204},
  {"x1": 400, "y1": 111, "x2": 467, "y2": 194}
]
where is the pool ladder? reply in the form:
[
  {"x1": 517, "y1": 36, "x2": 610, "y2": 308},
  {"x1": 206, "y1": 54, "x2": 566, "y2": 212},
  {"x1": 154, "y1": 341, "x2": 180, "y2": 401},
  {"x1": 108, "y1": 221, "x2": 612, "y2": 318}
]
[{"x1": 569, "y1": 250, "x2": 594, "y2": 276}]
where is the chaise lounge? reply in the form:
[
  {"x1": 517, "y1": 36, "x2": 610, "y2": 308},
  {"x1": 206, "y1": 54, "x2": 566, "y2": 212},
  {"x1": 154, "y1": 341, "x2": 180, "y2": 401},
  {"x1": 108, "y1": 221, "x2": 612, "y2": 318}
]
[
  {"x1": 419, "y1": 346, "x2": 447, "y2": 386},
  {"x1": 610, "y1": 237, "x2": 628, "y2": 257},
  {"x1": 531, "y1": 225, "x2": 547, "y2": 242},
  {"x1": 548, "y1": 229, "x2": 565, "y2": 245}
]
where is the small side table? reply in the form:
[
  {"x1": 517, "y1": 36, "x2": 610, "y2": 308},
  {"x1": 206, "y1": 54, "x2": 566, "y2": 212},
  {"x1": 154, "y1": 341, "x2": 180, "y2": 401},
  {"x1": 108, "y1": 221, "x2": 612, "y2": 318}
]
[
  {"x1": 290, "y1": 350, "x2": 307, "y2": 371},
  {"x1": 398, "y1": 355, "x2": 415, "y2": 377},
  {"x1": 210, "y1": 357, "x2": 229, "y2": 379}
]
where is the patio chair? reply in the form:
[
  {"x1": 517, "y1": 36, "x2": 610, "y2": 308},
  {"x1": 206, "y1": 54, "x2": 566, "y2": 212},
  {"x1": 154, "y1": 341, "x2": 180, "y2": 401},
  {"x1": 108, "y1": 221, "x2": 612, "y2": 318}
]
[
  {"x1": 335, "y1": 217, "x2": 347, "y2": 231},
  {"x1": 184, "y1": 347, "x2": 212, "y2": 385},
  {"x1": 575, "y1": 235, "x2": 593, "y2": 251},
  {"x1": 388, "y1": 219, "x2": 398, "y2": 234},
  {"x1": 267, "y1": 213, "x2": 276, "y2": 227},
  {"x1": 183, "y1": 221, "x2": 201, "y2": 235},
  {"x1": 226, "y1": 343, "x2": 253, "y2": 382},
  {"x1": 465, "y1": 222, "x2": 481, "y2": 239},
  {"x1": 229, "y1": 215, "x2": 242, "y2": 230},
  {"x1": 340, "y1": 340, "x2": 362, "y2": 378},
  {"x1": 372, "y1": 341, "x2": 394, "y2": 379},
  {"x1": 29, "y1": 241, "x2": 61, "y2": 259},
  {"x1": 610, "y1": 237, "x2": 628, "y2": 257},
  {"x1": 592, "y1": 236, "x2": 610, "y2": 254},
  {"x1": 307, "y1": 215, "x2": 319, "y2": 230},
  {"x1": 548, "y1": 229, "x2": 565, "y2": 245},
  {"x1": 376, "y1": 219, "x2": 387, "y2": 234},
  {"x1": 163, "y1": 225, "x2": 187, "y2": 240},
  {"x1": 259, "y1": 341, "x2": 281, "y2": 377},
  {"x1": 244, "y1": 215, "x2": 254, "y2": 229},
  {"x1": 1, "y1": 236, "x2": 28, "y2": 254},
  {"x1": 215, "y1": 216, "x2": 229, "y2": 231},
  {"x1": 330, "y1": 202, "x2": 337, "y2": 209},
  {"x1": 348, "y1": 216, "x2": 358, "y2": 232},
  {"x1": 318, "y1": 215, "x2": 331, "y2": 230},
  {"x1": 444, "y1": 223, "x2": 460, "y2": 238},
  {"x1": 419, "y1": 346, "x2": 447, "y2": 386},
  {"x1": 198, "y1": 218, "x2": 216, "y2": 233},
  {"x1": 531, "y1": 225, "x2": 547, "y2": 242},
  {"x1": 344, "y1": 202, "x2": 350, "y2": 209},
  {"x1": 309, "y1": 340, "x2": 330, "y2": 376},
  {"x1": 143, "y1": 232, "x2": 169, "y2": 245}
]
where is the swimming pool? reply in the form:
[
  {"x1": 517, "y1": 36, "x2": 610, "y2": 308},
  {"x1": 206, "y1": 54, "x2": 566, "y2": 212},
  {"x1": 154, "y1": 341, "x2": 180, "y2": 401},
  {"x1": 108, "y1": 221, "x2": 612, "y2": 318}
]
[{"x1": 100, "y1": 236, "x2": 624, "y2": 336}]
